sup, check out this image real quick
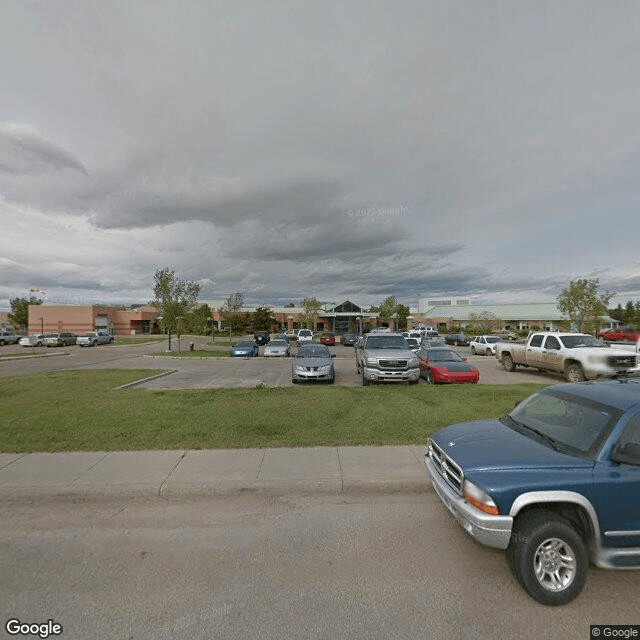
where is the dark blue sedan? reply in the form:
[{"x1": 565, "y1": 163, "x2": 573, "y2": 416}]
[{"x1": 230, "y1": 340, "x2": 259, "y2": 358}]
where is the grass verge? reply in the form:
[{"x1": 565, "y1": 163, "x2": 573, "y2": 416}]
[{"x1": 0, "y1": 370, "x2": 548, "y2": 452}]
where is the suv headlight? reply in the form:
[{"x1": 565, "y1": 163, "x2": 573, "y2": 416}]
[
  {"x1": 364, "y1": 357, "x2": 378, "y2": 366},
  {"x1": 463, "y1": 480, "x2": 500, "y2": 515},
  {"x1": 408, "y1": 357, "x2": 418, "y2": 367}
]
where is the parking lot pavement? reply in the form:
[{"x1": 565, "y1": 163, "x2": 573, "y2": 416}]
[
  {"x1": 134, "y1": 345, "x2": 553, "y2": 389},
  {"x1": 1, "y1": 339, "x2": 556, "y2": 387}
]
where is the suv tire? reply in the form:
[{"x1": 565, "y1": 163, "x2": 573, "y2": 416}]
[{"x1": 507, "y1": 511, "x2": 588, "y2": 606}]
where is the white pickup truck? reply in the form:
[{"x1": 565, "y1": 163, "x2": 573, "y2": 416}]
[{"x1": 495, "y1": 331, "x2": 639, "y2": 383}]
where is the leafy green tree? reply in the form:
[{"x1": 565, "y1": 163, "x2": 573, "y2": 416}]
[
  {"x1": 378, "y1": 296, "x2": 398, "y2": 326},
  {"x1": 252, "y1": 306, "x2": 277, "y2": 331},
  {"x1": 221, "y1": 311, "x2": 250, "y2": 335},
  {"x1": 153, "y1": 268, "x2": 201, "y2": 349},
  {"x1": 625, "y1": 300, "x2": 636, "y2": 325},
  {"x1": 184, "y1": 303, "x2": 213, "y2": 335},
  {"x1": 299, "y1": 297, "x2": 321, "y2": 329},
  {"x1": 556, "y1": 278, "x2": 613, "y2": 335},
  {"x1": 8, "y1": 296, "x2": 43, "y2": 328}
]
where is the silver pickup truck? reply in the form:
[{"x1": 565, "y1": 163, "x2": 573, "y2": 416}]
[
  {"x1": 76, "y1": 330, "x2": 114, "y2": 347},
  {"x1": 355, "y1": 332, "x2": 420, "y2": 385},
  {"x1": 495, "y1": 331, "x2": 639, "y2": 382}
]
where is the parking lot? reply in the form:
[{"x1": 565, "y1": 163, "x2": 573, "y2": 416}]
[{"x1": 0, "y1": 337, "x2": 555, "y2": 388}]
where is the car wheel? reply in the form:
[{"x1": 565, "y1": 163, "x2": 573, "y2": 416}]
[
  {"x1": 502, "y1": 354, "x2": 516, "y2": 372},
  {"x1": 455, "y1": 340, "x2": 461, "y2": 346},
  {"x1": 506, "y1": 511, "x2": 588, "y2": 606},
  {"x1": 36, "y1": 341, "x2": 42, "y2": 347},
  {"x1": 362, "y1": 373, "x2": 370, "y2": 386},
  {"x1": 470, "y1": 346, "x2": 476, "y2": 355},
  {"x1": 328, "y1": 376, "x2": 335, "y2": 384},
  {"x1": 424, "y1": 371, "x2": 434, "y2": 384},
  {"x1": 92, "y1": 341, "x2": 98, "y2": 347},
  {"x1": 0, "y1": 340, "x2": 5, "y2": 345},
  {"x1": 565, "y1": 363, "x2": 585, "y2": 383}
]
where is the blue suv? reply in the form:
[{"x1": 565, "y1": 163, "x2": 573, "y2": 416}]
[{"x1": 425, "y1": 377, "x2": 640, "y2": 605}]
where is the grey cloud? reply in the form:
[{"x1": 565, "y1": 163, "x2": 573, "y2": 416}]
[{"x1": 0, "y1": 126, "x2": 88, "y2": 177}]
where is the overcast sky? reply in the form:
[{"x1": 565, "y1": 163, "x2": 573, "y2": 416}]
[{"x1": 2, "y1": 1, "x2": 640, "y2": 312}]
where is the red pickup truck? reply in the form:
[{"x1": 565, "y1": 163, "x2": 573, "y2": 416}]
[{"x1": 597, "y1": 326, "x2": 640, "y2": 342}]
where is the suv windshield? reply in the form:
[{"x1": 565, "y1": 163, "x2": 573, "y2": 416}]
[
  {"x1": 365, "y1": 336, "x2": 407, "y2": 349},
  {"x1": 560, "y1": 335, "x2": 606, "y2": 348},
  {"x1": 503, "y1": 389, "x2": 620, "y2": 459}
]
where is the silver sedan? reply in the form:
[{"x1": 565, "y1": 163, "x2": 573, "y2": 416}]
[
  {"x1": 291, "y1": 344, "x2": 335, "y2": 383},
  {"x1": 263, "y1": 339, "x2": 290, "y2": 357}
]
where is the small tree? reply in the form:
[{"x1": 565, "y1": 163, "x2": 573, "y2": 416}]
[
  {"x1": 252, "y1": 306, "x2": 277, "y2": 331},
  {"x1": 225, "y1": 292, "x2": 245, "y2": 311},
  {"x1": 8, "y1": 296, "x2": 43, "y2": 328},
  {"x1": 299, "y1": 297, "x2": 321, "y2": 329},
  {"x1": 184, "y1": 303, "x2": 213, "y2": 335},
  {"x1": 153, "y1": 268, "x2": 201, "y2": 350},
  {"x1": 378, "y1": 296, "x2": 398, "y2": 326},
  {"x1": 556, "y1": 278, "x2": 613, "y2": 335}
]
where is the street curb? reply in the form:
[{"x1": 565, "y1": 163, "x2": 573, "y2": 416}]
[
  {"x1": 113, "y1": 369, "x2": 178, "y2": 389},
  {"x1": 0, "y1": 479, "x2": 432, "y2": 503}
]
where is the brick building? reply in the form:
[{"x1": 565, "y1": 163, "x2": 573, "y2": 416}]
[{"x1": 27, "y1": 305, "x2": 158, "y2": 336}]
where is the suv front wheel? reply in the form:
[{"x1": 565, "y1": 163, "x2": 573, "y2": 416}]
[{"x1": 506, "y1": 510, "x2": 588, "y2": 606}]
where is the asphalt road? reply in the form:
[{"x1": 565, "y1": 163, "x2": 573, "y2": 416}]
[
  {"x1": 0, "y1": 338, "x2": 558, "y2": 387},
  {"x1": 2, "y1": 493, "x2": 638, "y2": 640}
]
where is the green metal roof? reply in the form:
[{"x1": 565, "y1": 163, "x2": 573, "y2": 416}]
[{"x1": 422, "y1": 302, "x2": 567, "y2": 322}]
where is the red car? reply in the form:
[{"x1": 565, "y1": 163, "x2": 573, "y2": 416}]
[
  {"x1": 418, "y1": 347, "x2": 479, "y2": 384},
  {"x1": 597, "y1": 327, "x2": 640, "y2": 342},
  {"x1": 320, "y1": 332, "x2": 336, "y2": 346}
]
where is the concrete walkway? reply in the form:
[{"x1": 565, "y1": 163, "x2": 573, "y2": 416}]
[{"x1": 0, "y1": 445, "x2": 431, "y2": 500}]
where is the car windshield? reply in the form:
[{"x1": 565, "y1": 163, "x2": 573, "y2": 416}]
[
  {"x1": 425, "y1": 349, "x2": 463, "y2": 362},
  {"x1": 366, "y1": 336, "x2": 407, "y2": 349},
  {"x1": 269, "y1": 340, "x2": 287, "y2": 347},
  {"x1": 297, "y1": 346, "x2": 330, "y2": 359},
  {"x1": 503, "y1": 389, "x2": 621, "y2": 459},
  {"x1": 234, "y1": 341, "x2": 254, "y2": 348},
  {"x1": 559, "y1": 335, "x2": 606, "y2": 348},
  {"x1": 485, "y1": 336, "x2": 499, "y2": 343}
]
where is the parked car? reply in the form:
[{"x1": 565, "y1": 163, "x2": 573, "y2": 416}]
[
  {"x1": 320, "y1": 332, "x2": 335, "y2": 346},
  {"x1": 469, "y1": 335, "x2": 500, "y2": 356},
  {"x1": 296, "y1": 328, "x2": 314, "y2": 344},
  {"x1": 19, "y1": 334, "x2": 46, "y2": 347},
  {"x1": 425, "y1": 377, "x2": 640, "y2": 605},
  {"x1": 340, "y1": 333, "x2": 358, "y2": 346},
  {"x1": 405, "y1": 338, "x2": 421, "y2": 353},
  {"x1": 355, "y1": 332, "x2": 420, "y2": 385},
  {"x1": 229, "y1": 340, "x2": 259, "y2": 357},
  {"x1": 291, "y1": 343, "x2": 335, "y2": 383},
  {"x1": 76, "y1": 330, "x2": 114, "y2": 347},
  {"x1": 43, "y1": 332, "x2": 77, "y2": 347},
  {"x1": 263, "y1": 339, "x2": 290, "y2": 357},
  {"x1": 254, "y1": 330, "x2": 270, "y2": 346},
  {"x1": 598, "y1": 326, "x2": 640, "y2": 342},
  {"x1": 417, "y1": 347, "x2": 479, "y2": 384},
  {"x1": 494, "y1": 329, "x2": 518, "y2": 341},
  {"x1": 408, "y1": 331, "x2": 423, "y2": 344},
  {"x1": 495, "y1": 331, "x2": 638, "y2": 382},
  {"x1": 0, "y1": 331, "x2": 21, "y2": 345},
  {"x1": 444, "y1": 332, "x2": 470, "y2": 346},
  {"x1": 424, "y1": 329, "x2": 439, "y2": 338}
]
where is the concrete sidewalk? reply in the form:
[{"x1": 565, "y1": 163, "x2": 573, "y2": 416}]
[{"x1": 0, "y1": 445, "x2": 431, "y2": 500}]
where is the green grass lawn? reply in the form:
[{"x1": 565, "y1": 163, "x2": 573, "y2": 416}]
[{"x1": 0, "y1": 370, "x2": 548, "y2": 452}]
